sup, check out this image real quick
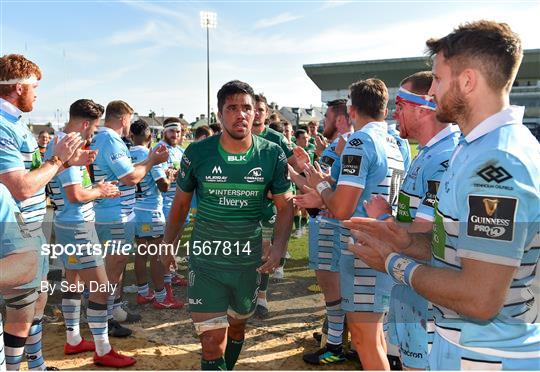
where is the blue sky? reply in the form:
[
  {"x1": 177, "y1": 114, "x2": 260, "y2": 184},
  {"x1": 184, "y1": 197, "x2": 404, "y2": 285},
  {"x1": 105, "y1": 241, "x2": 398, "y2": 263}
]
[{"x1": 1, "y1": 0, "x2": 539, "y2": 125}]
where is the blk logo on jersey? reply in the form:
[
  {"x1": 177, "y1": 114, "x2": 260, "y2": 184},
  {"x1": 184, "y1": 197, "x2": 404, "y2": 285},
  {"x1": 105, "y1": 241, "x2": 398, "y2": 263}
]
[
  {"x1": 341, "y1": 155, "x2": 361, "y2": 176},
  {"x1": 467, "y1": 195, "x2": 516, "y2": 241},
  {"x1": 477, "y1": 165, "x2": 512, "y2": 184},
  {"x1": 181, "y1": 154, "x2": 191, "y2": 168},
  {"x1": 227, "y1": 155, "x2": 246, "y2": 162}
]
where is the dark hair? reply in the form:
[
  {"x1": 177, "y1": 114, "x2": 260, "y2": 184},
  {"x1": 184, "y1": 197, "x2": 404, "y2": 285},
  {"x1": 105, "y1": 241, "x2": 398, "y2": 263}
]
[
  {"x1": 38, "y1": 130, "x2": 51, "y2": 136},
  {"x1": 327, "y1": 99, "x2": 349, "y2": 120},
  {"x1": 105, "y1": 100, "x2": 134, "y2": 121},
  {"x1": 164, "y1": 117, "x2": 181, "y2": 125},
  {"x1": 195, "y1": 125, "x2": 213, "y2": 140},
  {"x1": 349, "y1": 78, "x2": 388, "y2": 120},
  {"x1": 400, "y1": 71, "x2": 433, "y2": 95},
  {"x1": 254, "y1": 93, "x2": 268, "y2": 109},
  {"x1": 69, "y1": 99, "x2": 104, "y2": 120},
  {"x1": 269, "y1": 121, "x2": 284, "y2": 133},
  {"x1": 217, "y1": 80, "x2": 255, "y2": 112},
  {"x1": 294, "y1": 129, "x2": 307, "y2": 139},
  {"x1": 130, "y1": 119, "x2": 151, "y2": 138},
  {"x1": 268, "y1": 112, "x2": 280, "y2": 123},
  {"x1": 209, "y1": 123, "x2": 222, "y2": 134},
  {"x1": 425, "y1": 20, "x2": 522, "y2": 92}
]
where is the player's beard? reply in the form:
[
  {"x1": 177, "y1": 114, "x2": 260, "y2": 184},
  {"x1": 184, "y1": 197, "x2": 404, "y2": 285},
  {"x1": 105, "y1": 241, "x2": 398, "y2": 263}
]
[
  {"x1": 323, "y1": 121, "x2": 336, "y2": 140},
  {"x1": 17, "y1": 86, "x2": 33, "y2": 112},
  {"x1": 164, "y1": 135, "x2": 177, "y2": 147},
  {"x1": 435, "y1": 80, "x2": 470, "y2": 125},
  {"x1": 224, "y1": 122, "x2": 249, "y2": 140}
]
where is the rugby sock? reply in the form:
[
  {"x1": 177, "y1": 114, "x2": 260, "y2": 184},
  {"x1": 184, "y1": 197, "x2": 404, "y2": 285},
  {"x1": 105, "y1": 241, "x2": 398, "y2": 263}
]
[
  {"x1": 293, "y1": 216, "x2": 301, "y2": 230},
  {"x1": 326, "y1": 299, "x2": 345, "y2": 347},
  {"x1": 259, "y1": 274, "x2": 269, "y2": 292},
  {"x1": 87, "y1": 301, "x2": 111, "y2": 357},
  {"x1": 137, "y1": 282, "x2": 150, "y2": 297},
  {"x1": 257, "y1": 297, "x2": 268, "y2": 308},
  {"x1": 258, "y1": 274, "x2": 269, "y2": 307},
  {"x1": 163, "y1": 273, "x2": 172, "y2": 286},
  {"x1": 279, "y1": 257, "x2": 287, "y2": 268},
  {"x1": 224, "y1": 337, "x2": 244, "y2": 370},
  {"x1": 62, "y1": 291, "x2": 82, "y2": 346},
  {"x1": 107, "y1": 294, "x2": 115, "y2": 320},
  {"x1": 4, "y1": 332, "x2": 25, "y2": 370},
  {"x1": 155, "y1": 288, "x2": 167, "y2": 303},
  {"x1": 113, "y1": 297, "x2": 123, "y2": 315},
  {"x1": 82, "y1": 286, "x2": 90, "y2": 299},
  {"x1": 301, "y1": 217, "x2": 308, "y2": 228},
  {"x1": 25, "y1": 317, "x2": 46, "y2": 370},
  {"x1": 201, "y1": 356, "x2": 226, "y2": 370}
]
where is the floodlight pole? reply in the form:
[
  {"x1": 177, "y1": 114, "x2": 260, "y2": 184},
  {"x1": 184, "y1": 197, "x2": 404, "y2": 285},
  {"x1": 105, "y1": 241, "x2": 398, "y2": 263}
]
[
  {"x1": 201, "y1": 11, "x2": 216, "y2": 126},
  {"x1": 206, "y1": 25, "x2": 210, "y2": 125}
]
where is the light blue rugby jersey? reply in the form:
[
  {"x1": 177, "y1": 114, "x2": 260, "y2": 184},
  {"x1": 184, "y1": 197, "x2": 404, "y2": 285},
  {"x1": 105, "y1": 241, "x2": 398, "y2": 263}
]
[
  {"x1": 319, "y1": 137, "x2": 341, "y2": 174},
  {"x1": 0, "y1": 183, "x2": 33, "y2": 258},
  {"x1": 431, "y1": 106, "x2": 540, "y2": 357},
  {"x1": 319, "y1": 133, "x2": 352, "y2": 225},
  {"x1": 388, "y1": 123, "x2": 411, "y2": 173},
  {"x1": 44, "y1": 132, "x2": 95, "y2": 223},
  {"x1": 130, "y1": 145, "x2": 166, "y2": 211},
  {"x1": 89, "y1": 127, "x2": 135, "y2": 223},
  {"x1": 328, "y1": 132, "x2": 352, "y2": 184},
  {"x1": 157, "y1": 141, "x2": 183, "y2": 211},
  {"x1": 397, "y1": 125, "x2": 460, "y2": 223},
  {"x1": 338, "y1": 122, "x2": 405, "y2": 218},
  {"x1": 0, "y1": 99, "x2": 46, "y2": 235}
]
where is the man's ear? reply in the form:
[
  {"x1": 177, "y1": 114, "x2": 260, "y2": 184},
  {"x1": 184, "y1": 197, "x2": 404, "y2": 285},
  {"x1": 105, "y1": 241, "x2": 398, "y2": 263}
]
[{"x1": 459, "y1": 68, "x2": 478, "y2": 96}]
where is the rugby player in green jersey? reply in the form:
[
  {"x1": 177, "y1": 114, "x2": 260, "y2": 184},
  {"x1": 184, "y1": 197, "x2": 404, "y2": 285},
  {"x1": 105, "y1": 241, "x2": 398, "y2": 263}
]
[
  {"x1": 161, "y1": 80, "x2": 294, "y2": 370},
  {"x1": 251, "y1": 93, "x2": 296, "y2": 318}
]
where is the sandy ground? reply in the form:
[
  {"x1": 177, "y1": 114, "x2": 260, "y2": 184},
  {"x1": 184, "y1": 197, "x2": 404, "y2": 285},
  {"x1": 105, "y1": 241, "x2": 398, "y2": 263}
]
[
  {"x1": 31, "y1": 275, "x2": 360, "y2": 371},
  {"x1": 16, "y1": 210, "x2": 360, "y2": 370},
  {"x1": 15, "y1": 209, "x2": 540, "y2": 370}
]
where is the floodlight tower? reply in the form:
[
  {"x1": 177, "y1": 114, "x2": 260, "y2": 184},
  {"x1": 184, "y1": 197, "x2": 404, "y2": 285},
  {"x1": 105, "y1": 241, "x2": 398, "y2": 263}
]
[{"x1": 200, "y1": 11, "x2": 217, "y2": 125}]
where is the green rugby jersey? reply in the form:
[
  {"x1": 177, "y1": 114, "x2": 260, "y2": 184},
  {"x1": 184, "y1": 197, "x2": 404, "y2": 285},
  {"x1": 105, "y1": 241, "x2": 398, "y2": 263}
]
[
  {"x1": 177, "y1": 134, "x2": 291, "y2": 270},
  {"x1": 258, "y1": 126, "x2": 294, "y2": 213},
  {"x1": 304, "y1": 143, "x2": 316, "y2": 164},
  {"x1": 259, "y1": 126, "x2": 294, "y2": 158}
]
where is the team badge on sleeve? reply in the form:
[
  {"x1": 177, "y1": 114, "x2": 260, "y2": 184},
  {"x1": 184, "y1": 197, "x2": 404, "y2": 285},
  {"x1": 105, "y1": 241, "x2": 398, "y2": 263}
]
[
  {"x1": 341, "y1": 155, "x2": 362, "y2": 176},
  {"x1": 422, "y1": 180, "x2": 439, "y2": 208},
  {"x1": 467, "y1": 195, "x2": 517, "y2": 241}
]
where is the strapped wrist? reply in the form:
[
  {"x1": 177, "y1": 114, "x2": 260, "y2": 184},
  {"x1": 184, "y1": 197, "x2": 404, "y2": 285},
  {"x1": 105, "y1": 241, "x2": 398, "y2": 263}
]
[
  {"x1": 385, "y1": 252, "x2": 420, "y2": 289},
  {"x1": 316, "y1": 181, "x2": 331, "y2": 195}
]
